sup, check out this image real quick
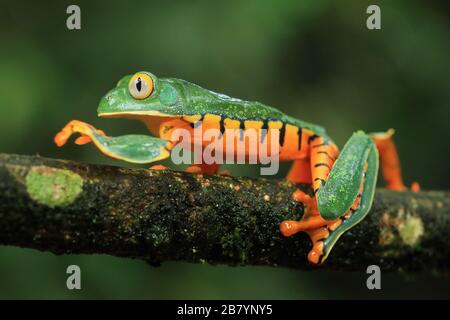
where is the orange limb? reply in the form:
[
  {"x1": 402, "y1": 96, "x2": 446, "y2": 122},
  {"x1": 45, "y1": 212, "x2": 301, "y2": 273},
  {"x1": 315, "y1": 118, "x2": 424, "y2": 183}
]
[
  {"x1": 280, "y1": 189, "x2": 344, "y2": 264},
  {"x1": 305, "y1": 228, "x2": 327, "y2": 264},
  {"x1": 280, "y1": 190, "x2": 327, "y2": 237},
  {"x1": 74, "y1": 129, "x2": 106, "y2": 145},
  {"x1": 54, "y1": 120, "x2": 106, "y2": 147},
  {"x1": 186, "y1": 163, "x2": 220, "y2": 174},
  {"x1": 280, "y1": 139, "x2": 338, "y2": 264},
  {"x1": 280, "y1": 139, "x2": 360, "y2": 264},
  {"x1": 309, "y1": 138, "x2": 338, "y2": 195},
  {"x1": 371, "y1": 129, "x2": 420, "y2": 192},
  {"x1": 371, "y1": 129, "x2": 406, "y2": 191},
  {"x1": 281, "y1": 181, "x2": 365, "y2": 264},
  {"x1": 287, "y1": 158, "x2": 312, "y2": 184},
  {"x1": 219, "y1": 170, "x2": 231, "y2": 177},
  {"x1": 150, "y1": 165, "x2": 168, "y2": 171}
]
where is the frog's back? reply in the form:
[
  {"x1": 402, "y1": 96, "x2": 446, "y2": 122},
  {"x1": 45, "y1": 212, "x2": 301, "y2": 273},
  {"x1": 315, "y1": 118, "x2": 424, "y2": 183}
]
[
  {"x1": 170, "y1": 78, "x2": 327, "y2": 134},
  {"x1": 168, "y1": 78, "x2": 333, "y2": 160}
]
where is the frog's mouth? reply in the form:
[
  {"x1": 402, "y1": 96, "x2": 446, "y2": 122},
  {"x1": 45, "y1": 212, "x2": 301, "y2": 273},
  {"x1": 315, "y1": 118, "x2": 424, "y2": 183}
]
[
  {"x1": 98, "y1": 110, "x2": 186, "y2": 137},
  {"x1": 98, "y1": 110, "x2": 180, "y2": 119}
]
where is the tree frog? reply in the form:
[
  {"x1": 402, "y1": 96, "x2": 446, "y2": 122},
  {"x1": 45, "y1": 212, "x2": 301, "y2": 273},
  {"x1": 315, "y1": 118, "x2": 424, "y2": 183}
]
[{"x1": 54, "y1": 71, "x2": 417, "y2": 264}]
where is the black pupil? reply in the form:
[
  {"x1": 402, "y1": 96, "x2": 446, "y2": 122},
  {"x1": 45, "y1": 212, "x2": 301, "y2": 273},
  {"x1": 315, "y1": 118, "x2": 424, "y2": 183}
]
[{"x1": 136, "y1": 77, "x2": 142, "y2": 92}]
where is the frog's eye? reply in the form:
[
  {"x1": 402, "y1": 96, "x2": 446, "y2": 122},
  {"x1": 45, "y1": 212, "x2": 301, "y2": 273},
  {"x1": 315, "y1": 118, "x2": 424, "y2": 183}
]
[{"x1": 128, "y1": 73, "x2": 154, "y2": 99}]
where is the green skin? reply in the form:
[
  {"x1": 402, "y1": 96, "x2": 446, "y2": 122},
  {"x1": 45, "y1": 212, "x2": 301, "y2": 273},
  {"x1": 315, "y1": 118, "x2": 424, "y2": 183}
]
[{"x1": 79, "y1": 71, "x2": 379, "y2": 263}]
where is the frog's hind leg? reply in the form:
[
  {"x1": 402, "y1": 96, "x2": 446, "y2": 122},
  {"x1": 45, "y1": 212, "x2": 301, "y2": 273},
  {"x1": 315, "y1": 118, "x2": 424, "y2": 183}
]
[
  {"x1": 370, "y1": 129, "x2": 419, "y2": 192},
  {"x1": 280, "y1": 139, "x2": 339, "y2": 237},
  {"x1": 286, "y1": 158, "x2": 312, "y2": 184},
  {"x1": 280, "y1": 150, "x2": 340, "y2": 261},
  {"x1": 281, "y1": 132, "x2": 379, "y2": 264},
  {"x1": 313, "y1": 133, "x2": 379, "y2": 263},
  {"x1": 281, "y1": 158, "x2": 327, "y2": 239},
  {"x1": 280, "y1": 188, "x2": 343, "y2": 264}
]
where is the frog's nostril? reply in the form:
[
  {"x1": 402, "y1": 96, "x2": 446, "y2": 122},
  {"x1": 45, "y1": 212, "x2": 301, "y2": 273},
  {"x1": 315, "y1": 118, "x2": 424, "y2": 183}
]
[{"x1": 106, "y1": 95, "x2": 112, "y2": 101}]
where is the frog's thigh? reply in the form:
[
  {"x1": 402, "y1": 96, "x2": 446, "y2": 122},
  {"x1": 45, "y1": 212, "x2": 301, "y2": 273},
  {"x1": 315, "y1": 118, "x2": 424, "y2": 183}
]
[
  {"x1": 317, "y1": 132, "x2": 377, "y2": 221},
  {"x1": 287, "y1": 158, "x2": 312, "y2": 184},
  {"x1": 319, "y1": 142, "x2": 378, "y2": 262},
  {"x1": 370, "y1": 129, "x2": 406, "y2": 191}
]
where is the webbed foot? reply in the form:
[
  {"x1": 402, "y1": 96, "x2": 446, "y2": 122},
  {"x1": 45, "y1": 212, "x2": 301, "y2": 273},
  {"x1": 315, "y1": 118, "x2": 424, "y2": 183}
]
[
  {"x1": 55, "y1": 119, "x2": 171, "y2": 164},
  {"x1": 54, "y1": 120, "x2": 105, "y2": 147},
  {"x1": 280, "y1": 190, "x2": 341, "y2": 264}
]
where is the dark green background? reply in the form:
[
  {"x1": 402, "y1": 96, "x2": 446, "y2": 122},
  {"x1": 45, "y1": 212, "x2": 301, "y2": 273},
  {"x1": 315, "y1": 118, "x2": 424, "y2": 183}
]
[{"x1": 0, "y1": 0, "x2": 449, "y2": 299}]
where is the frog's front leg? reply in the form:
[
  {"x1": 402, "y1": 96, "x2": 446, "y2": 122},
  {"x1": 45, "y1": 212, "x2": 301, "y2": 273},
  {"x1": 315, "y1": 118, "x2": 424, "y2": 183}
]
[
  {"x1": 54, "y1": 120, "x2": 106, "y2": 146},
  {"x1": 281, "y1": 132, "x2": 379, "y2": 264},
  {"x1": 54, "y1": 120, "x2": 171, "y2": 164}
]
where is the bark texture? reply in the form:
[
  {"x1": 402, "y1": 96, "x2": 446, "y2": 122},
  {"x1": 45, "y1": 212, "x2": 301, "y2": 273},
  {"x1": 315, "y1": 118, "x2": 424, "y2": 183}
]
[{"x1": 0, "y1": 153, "x2": 448, "y2": 272}]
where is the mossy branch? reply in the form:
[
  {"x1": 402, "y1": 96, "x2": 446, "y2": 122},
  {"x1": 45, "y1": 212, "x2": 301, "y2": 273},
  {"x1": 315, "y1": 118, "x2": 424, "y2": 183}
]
[{"x1": 0, "y1": 153, "x2": 449, "y2": 272}]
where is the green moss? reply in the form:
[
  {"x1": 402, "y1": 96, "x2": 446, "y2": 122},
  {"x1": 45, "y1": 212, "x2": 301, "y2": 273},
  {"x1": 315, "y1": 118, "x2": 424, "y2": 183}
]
[
  {"x1": 25, "y1": 166, "x2": 83, "y2": 208},
  {"x1": 379, "y1": 228, "x2": 395, "y2": 246},
  {"x1": 398, "y1": 215, "x2": 424, "y2": 246}
]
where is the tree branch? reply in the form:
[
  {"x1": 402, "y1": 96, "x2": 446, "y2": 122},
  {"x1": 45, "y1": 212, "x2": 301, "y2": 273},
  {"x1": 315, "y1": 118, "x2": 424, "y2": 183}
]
[{"x1": 0, "y1": 153, "x2": 448, "y2": 272}]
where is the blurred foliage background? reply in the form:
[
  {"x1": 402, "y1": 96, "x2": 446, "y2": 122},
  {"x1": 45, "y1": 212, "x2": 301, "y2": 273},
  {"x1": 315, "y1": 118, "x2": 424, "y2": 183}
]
[{"x1": 0, "y1": 0, "x2": 449, "y2": 299}]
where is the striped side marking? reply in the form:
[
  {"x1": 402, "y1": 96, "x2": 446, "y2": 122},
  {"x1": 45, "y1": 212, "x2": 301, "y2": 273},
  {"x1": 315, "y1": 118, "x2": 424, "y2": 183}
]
[
  {"x1": 183, "y1": 114, "x2": 204, "y2": 128},
  {"x1": 279, "y1": 122, "x2": 287, "y2": 147},
  {"x1": 260, "y1": 119, "x2": 269, "y2": 144},
  {"x1": 239, "y1": 120, "x2": 245, "y2": 140},
  {"x1": 311, "y1": 137, "x2": 336, "y2": 194},
  {"x1": 203, "y1": 114, "x2": 222, "y2": 131},
  {"x1": 297, "y1": 127, "x2": 303, "y2": 150},
  {"x1": 224, "y1": 118, "x2": 241, "y2": 129},
  {"x1": 280, "y1": 124, "x2": 301, "y2": 155},
  {"x1": 219, "y1": 116, "x2": 225, "y2": 136},
  {"x1": 242, "y1": 120, "x2": 263, "y2": 145},
  {"x1": 317, "y1": 150, "x2": 336, "y2": 161},
  {"x1": 314, "y1": 163, "x2": 332, "y2": 170},
  {"x1": 267, "y1": 120, "x2": 283, "y2": 148},
  {"x1": 308, "y1": 134, "x2": 319, "y2": 144}
]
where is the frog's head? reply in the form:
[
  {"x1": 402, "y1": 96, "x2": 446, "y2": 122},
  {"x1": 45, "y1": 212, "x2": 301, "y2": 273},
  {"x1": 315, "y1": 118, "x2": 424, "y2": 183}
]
[{"x1": 97, "y1": 71, "x2": 181, "y2": 119}]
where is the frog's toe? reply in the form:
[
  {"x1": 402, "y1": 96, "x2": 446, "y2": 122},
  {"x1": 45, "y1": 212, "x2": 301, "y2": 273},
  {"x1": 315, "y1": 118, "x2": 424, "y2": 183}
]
[
  {"x1": 54, "y1": 120, "x2": 98, "y2": 147},
  {"x1": 185, "y1": 164, "x2": 219, "y2": 174},
  {"x1": 74, "y1": 129, "x2": 106, "y2": 145},
  {"x1": 74, "y1": 135, "x2": 91, "y2": 145},
  {"x1": 411, "y1": 182, "x2": 420, "y2": 192},
  {"x1": 150, "y1": 164, "x2": 168, "y2": 171},
  {"x1": 54, "y1": 129, "x2": 72, "y2": 147},
  {"x1": 185, "y1": 165, "x2": 202, "y2": 174}
]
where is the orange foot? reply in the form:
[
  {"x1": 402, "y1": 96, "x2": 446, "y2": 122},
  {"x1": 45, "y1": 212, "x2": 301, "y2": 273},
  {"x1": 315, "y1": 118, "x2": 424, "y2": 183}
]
[
  {"x1": 280, "y1": 189, "x2": 339, "y2": 264},
  {"x1": 54, "y1": 120, "x2": 106, "y2": 147},
  {"x1": 218, "y1": 170, "x2": 231, "y2": 177},
  {"x1": 411, "y1": 182, "x2": 420, "y2": 193},
  {"x1": 149, "y1": 165, "x2": 168, "y2": 171},
  {"x1": 185, "y1": 163, "x2": 219, "y2": 175},
  {"x1": 73, "y1": 129, "x2": 106, "y2": 145}
]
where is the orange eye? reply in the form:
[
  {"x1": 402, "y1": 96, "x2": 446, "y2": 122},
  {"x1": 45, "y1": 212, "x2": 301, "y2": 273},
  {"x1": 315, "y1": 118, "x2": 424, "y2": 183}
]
[{"x1": 128, "y1": 73, "x2": 154, "y2": 99}]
